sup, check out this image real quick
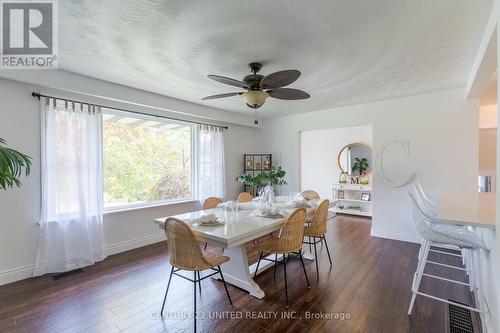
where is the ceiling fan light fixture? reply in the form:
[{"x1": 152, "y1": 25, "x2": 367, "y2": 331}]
[
  {"x1": 243, "y1": 90, "x2": 269, "y2": 108},
  {"x1": 203, "y1": 63, "x2": 309, "y2": 108}
]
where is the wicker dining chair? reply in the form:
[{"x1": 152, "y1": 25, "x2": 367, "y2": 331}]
[
  {"x1": 301, "y1": 190, "x2": 320, "y2": 200},
  {"x1": 201, "y1": 197, "x2": 222, "y2": 250},
  {"x1": 253, "y1": 208, "x2": 311, "y2": 308},
  {"x1": 202, "y1": 197, "x2": 223, "y2": 210},
  {"x1": 237, "y1": 192, "x2": 253, "y2": 203},
  {"x1": 303, "y1": 200, "x2": 333, "y2": 279},
  {"x1": 161, "y1": 218, "x2": 233, "y2": 333}
]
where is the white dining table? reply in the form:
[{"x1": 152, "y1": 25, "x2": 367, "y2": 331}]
[{"x1": 154, "y1": 196, "x2": 331, "y2": 299}]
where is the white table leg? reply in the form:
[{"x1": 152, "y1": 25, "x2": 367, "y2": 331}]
[
  {"x1": 249, "y1": 253, "x2": 285, "y2": 277},
  {"x1": 215, "y1": 245, "x2": 265, "y2": 299}
]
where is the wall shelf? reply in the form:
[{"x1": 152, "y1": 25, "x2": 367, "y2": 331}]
[
  {"x1": 332, "y1": 183, "x2": 372, "y2": 217},
  {"x1": 243, "y1": 153, "x2": 272, "y2": 197}
]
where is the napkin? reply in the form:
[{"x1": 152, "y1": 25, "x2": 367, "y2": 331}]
[
  {"x1": 190, "y1": 213, "x2": 218, "y2": 224},
  {"x1": 291, "y1": 193, "x2": 309, "y2": 208},
  {"x1": 251, "y1": 206, "x2": 283, "y2": 217}
]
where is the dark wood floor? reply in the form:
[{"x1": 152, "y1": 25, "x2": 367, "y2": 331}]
[{"x1": 0, "y1": 215, "x2": 479, "y2": 333}]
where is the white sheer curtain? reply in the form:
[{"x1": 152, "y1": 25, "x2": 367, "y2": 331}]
[
  {"x1": 198, "y1": 125, "x2": 225, "y2": 201},
  {"x1": 34, "y1": 98, "x2": 106, "y2": 276}
]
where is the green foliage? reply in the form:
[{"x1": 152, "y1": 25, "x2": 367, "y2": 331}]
[
  {"x1": 235, "y1": 173, "x2": 261, "y2": 187},
  {"x1": 0, "y1": 138, "x2": 32, "y2": 190},
  {"x1": 352, "y1": 157, "x2": 369, "y2": 176},
  {"x1": 260, "y1": 166, "x2": 287, "y2": 186},
  {"x1": 235, "y1": 166, "x2": 287, "y2": 187},
  {"x1": 103, "y1": 122, "x2": 191, "y2": 205}
]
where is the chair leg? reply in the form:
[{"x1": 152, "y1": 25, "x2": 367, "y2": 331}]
[
  {"x1": 415, "y1": 240, "x2": 428, "y2": 275},
  {"x1": 313, "y1": 236, "x2": 319, "y2": 280},
  {"x1": 161, "y1": 266, "x2": 174, "y2": 315},
  {"x1": 197, "y1": 271, "x2": 202, "y2": 294},
  {"x1": 204, "y1": 243, "x2": 208, "y2": 250},
  {"x1": 298, "y1": 249, "x2": 311, "y2": 289},
  {"x1": 322, "y1": 235, "x2": 333, "y2": 266},
  {"x1": 283, "y1": 254, "x2": 289, "y2": 308},
  {"x1": 408, "y1": 240, "x2": 430, "y2": 315},
  {"x1": 417, "y1": 239, "x2": 424, "y2": 260},
  {"x1": 309, "y1": 237, "x2": 312, "y2": 252},
  {"x1": 254, "y1": 252, "x2": 263, "y2": 279},
  {"x1": 273, "y1": 253, "x2": 278, "y2": 280},
  {"x1": 218, "y1": 265, "x2": 233, "y2": 306},
  {"x1": 193, "y1": 271, "x2": 197, "y2": 333}
]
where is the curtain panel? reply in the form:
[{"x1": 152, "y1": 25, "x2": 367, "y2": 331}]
[
  {"x1": 34, "y1": 98, "x2": 106, "y2": 276},
  {"x1": 198, "y1": 125, "x2": 226, "y2": 201}
]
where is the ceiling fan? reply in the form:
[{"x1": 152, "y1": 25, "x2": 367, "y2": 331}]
[{"x1": 202, "y1": 62, "x2": 310, "y2": 109}]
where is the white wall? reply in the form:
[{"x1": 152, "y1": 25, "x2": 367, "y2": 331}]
[
  {"x1": 0, "y1": 70, "x2": 257, "y2": 128},
  {"x1": 258, "y1": 88, "x2": 479, "y2": 243},
  {"x1": 467, "y1": 2, "x2": 500, "y2": 330},
  {"x1": 300, "y1": 125, "x2": 373, "y2": 199},
  {"x1": 480, "y1": 128, "x2": 497, "y2": 171},
  {"x1": 480, "y1": 104, "x2": 498, "y2": 128},
  {"x1": 0, "y1": 78, "x2": 259, "y2": 285}
]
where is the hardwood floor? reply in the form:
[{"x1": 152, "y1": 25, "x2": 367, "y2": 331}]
[{"x1": 0, "y1": 215, "x2": 479, "y2": 333}]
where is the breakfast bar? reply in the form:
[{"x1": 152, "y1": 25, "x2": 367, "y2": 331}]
[{"x1": 436, "y1": 191, "x2": 496, "y2": 330}]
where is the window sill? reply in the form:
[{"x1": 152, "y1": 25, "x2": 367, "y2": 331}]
[{"x1": 103, "y1": 199, "x2": 199, "y2": 216}]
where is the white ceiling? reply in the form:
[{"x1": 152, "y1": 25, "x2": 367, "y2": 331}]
[{"x1": 59, "y1": 0, "x2": 492, "y2": 118}]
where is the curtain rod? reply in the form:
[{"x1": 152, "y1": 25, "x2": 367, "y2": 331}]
[{"x1": 31, "y1": 92, "x2": 229, "y2": 130}]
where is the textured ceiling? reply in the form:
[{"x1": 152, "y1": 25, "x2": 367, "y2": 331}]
[{"x1": 59, "y1": 0, "x2": 492, "y2": 118}]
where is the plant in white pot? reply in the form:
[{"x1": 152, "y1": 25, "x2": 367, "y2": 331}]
[
  {"x1": 257, "y1": 166, "x2": 287, "y2": 203},
  {"x1": 235, "y1": 166, "x2": 287, "y2": 203}
]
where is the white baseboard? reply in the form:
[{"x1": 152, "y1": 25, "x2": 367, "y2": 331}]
[
  {"x1": 0, "y1": 233, "x2": 166, "y2": 286},
  {"x1": 104, "y1": 232, "x2": 165, "y2": 256},
  {"x1": 0, "y1": 264, "x2": 35, "y2": 286},
  {"x1": 370, "y1": 227, "x2": 420, "y2": 244}
]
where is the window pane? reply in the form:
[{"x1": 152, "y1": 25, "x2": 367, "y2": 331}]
[{"x1": 102, "y1": 111, "x2": 192, "y2": 208}]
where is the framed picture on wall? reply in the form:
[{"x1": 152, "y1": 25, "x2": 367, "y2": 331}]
[
  {"x1": 337, "y1": 190, "x2": 345, "y2": 199},
  {"x1": 361, "y1": 192, "x2": 371, "y2": 201}
]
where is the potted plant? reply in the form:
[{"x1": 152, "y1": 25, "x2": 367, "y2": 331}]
[
  {"x1": 235, "y1": 173, "x2": 263, "y2": 188},
  {"x1": 352, "y1": 157, "x2": 368, "y2": 176},
  {"x1": 259, "y1": 166, "x2": 287, "y2": 187},
  {"x1": 235, "y1": 166, "x2": 287, "y2": 199},
  {"x1": 0, "y1": 138, "x2": 32, "y2": 190}
]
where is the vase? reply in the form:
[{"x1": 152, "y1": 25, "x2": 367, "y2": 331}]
[{"x1": 260, "y1": 181, "x2": 275, "y2": 204}]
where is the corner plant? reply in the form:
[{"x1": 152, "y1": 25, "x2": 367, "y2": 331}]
[
  {"x1": 352, "y1": 157, "x2": 368, "y2": 176},
  {"x1": 0, "y1": 138, "x2": 32, "y2": 190}
]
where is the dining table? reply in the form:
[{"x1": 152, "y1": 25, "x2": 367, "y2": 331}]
[{"x1": 154, "y1": 195, "x2": 332, "y2": 299}]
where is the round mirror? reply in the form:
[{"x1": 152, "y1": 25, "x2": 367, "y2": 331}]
[{"x1": 338, "y1": 143, "x2": 372, "y2": 177}]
